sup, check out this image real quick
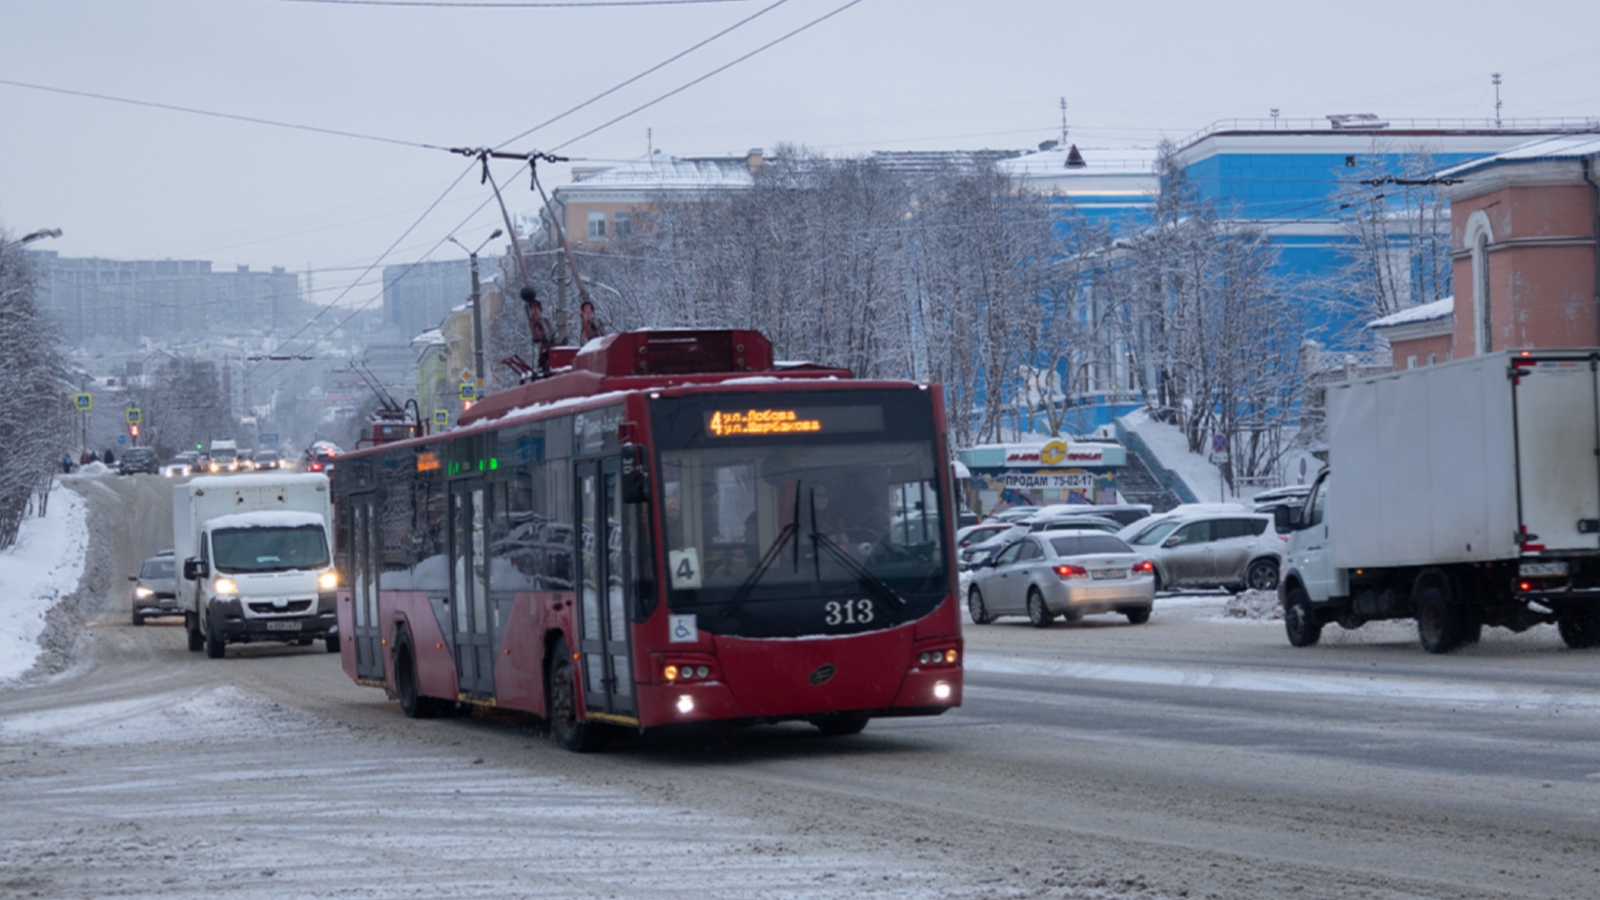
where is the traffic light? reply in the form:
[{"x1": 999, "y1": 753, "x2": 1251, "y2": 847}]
[{"x1": 129, "y1": 424, "x2": 139, "y2": 439}]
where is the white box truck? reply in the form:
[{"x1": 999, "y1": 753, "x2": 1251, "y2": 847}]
[
  {"x1": 175, "y1": 473, "x2": 339, "y2": 658},
  {"x1": 1280, "y1": 350, "x2": 1600, "y2": 653}
]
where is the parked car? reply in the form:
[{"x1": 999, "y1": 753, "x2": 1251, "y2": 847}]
[
  {"x1": 1027, "y1": 514, "x2": 1123, "y2": 535},
  {"x1": 1029, "y1": 502, "x2": 1153, "y2": 528},
  {"x1": 958, "y1": 523, "x2": 1030, "y2": 569},
  {"x1": 966, "y1": 532, "x2": 1155, "y2": 627},
  {"x1": 1251, "y1": 485, "x2": 1312, "y2": 535},
  {"x1": 982, "y1": 506, "x2": 1039, "y2": 524},
  {"x1": 956, "y1": 509, "x2": 980, "y2": 528},
  {"x1": 117, "y1": 447, "x2": 159, "y2": 475},
  {"x1": 1125, "y1": 511, "x2": 1283, "y2": 593},
  {"x1": 130, "y1": 551, "x2": 179, "y2": 625},
  {"x1": 957, "y1": 523, "x2": 1016, "y2": 550}
]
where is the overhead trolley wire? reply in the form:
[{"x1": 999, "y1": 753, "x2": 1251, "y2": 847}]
[
  {"x1": 0, "y1": 77, "x2": 450, "y2": 152},
  {"x1": 265, "y1": 0, "x2": 759, "y2": 7},
  {"x1": 490, "y1": 0, "x2": 791, "y2": 150},
  {"x1": 252, "y1": 0, "x2": 868, "y2": 388},
  {"x1": 548, "y1": 0, "x2": 866, "y2": 153}
]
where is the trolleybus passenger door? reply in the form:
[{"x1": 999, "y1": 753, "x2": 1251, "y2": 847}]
[
  {"x1": 576, "y1": 458, "x2": 635, "y2": 720},
  {"x1": 449, "y1": 482, "x2": 495, "y2": 697},
  {"x1": 352, "y1": 495, "x2": 384, "y2": 681}
]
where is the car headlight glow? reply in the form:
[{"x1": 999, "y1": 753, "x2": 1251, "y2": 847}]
[
  {"x1": 318, "y1": 571, "x2": 338, "y2": 590},
  {"x1": 134, "y1": 586, "x2": 154, "y2": 599},
  {"x1": 213, "y1": 577, "x2": 238, "y2": 595}
]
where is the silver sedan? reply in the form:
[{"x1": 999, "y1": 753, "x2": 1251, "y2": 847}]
[{"x1": 966, "y1": 533, "x2": 1156, "y2": 627}]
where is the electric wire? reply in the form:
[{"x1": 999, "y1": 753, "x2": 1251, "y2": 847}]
[
  {"x1": 0, "y1": 77, "x2": 450, "y2": 151},
  {"x1": 265, "y1": 0, "x2": 758, "y2": 7},
  {"x1": 491, "y1": 0, "x2": 789, "y2": 150},
  {"x1": 549, "y1": 0, "x2": 866, "y2": 152}
]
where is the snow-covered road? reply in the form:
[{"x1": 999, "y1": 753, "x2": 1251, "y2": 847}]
[{"x1": 4, "y1": 474, "x2": 1600, "y2": 899}]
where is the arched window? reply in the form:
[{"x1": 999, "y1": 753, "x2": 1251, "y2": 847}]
[{"x1": 1465, "y1": 211, "x2": 1494, "y2": 355}]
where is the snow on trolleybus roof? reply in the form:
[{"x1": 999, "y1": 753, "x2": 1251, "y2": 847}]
[{"x1": 332, "y1": 328, "x2": 963, "y2": 750}]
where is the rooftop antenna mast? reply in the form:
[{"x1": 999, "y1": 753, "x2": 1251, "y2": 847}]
[
  {"x1": 647, "y1": 127, "x2": 653, "y2": 156},
  {"x1": 1493, "y1": 72, "x2": 1503, "y2": 128},
  {"x1": 1059, "y1": 96, "x2": 1069, "y2": 144}
]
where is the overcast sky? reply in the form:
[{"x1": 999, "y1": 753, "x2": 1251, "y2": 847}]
[{"x1": 3, "y1": 0, "x2": 1598, "y2": 310}]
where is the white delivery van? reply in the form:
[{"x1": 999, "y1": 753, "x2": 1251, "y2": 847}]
[{"x1": 174, "y1": 473, "x2": 338, "y2": 658}]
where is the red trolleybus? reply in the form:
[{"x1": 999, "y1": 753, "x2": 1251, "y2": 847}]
[{"x1": 333, "y1": 329, "x2": 962, "y2": 750}]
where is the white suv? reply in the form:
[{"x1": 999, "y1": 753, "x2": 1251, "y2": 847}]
[{"x1": 1124, "y1": 511, "x2": 1283, "y2": 593}]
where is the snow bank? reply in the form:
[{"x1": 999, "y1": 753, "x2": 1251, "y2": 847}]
[
  {"x1": 0, "y1": 484, "x2": 88, "y2": 685},
  {"x1": 1223, "y1": 589, "x2": 1282, "y2": 620}
]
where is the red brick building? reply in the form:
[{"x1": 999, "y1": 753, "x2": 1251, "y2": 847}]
[{"x1": 1375, "y1": 134, "x2": 1600, "y2": 367}]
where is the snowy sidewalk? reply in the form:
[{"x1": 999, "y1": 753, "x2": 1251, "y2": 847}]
[{"x1": 0, "y1": 483, "x2": 88, "y2": 685}]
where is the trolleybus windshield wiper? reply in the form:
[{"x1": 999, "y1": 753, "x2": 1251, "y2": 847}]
[
  {"x1": 807, "y1": 489, "x2": 907, "y2": 611},
  {"x1": 728, "y1": 481, "x2": 804, "y2": 609}
]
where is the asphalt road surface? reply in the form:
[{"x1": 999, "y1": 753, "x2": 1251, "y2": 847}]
[{"x1": 3, "y1": 474, "x2": 1598, "y2": 899}]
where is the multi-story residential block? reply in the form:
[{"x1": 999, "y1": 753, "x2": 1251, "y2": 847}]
[{"x1": 26, "y1": 252, "x2": 303, "y2": 345}]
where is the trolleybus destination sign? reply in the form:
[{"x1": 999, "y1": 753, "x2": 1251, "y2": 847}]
[{"x1": 705, "y1": 405, "x2": 885, "y2": 437}]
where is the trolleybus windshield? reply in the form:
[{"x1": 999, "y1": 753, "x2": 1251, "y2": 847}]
[{"x1": 651, "y1": 390, "x2": 950, "y2": 637}]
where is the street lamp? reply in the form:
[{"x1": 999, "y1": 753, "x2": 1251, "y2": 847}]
[
  {"x1": 2, "y1": 227, "x2": 62, "y2": 250},
  {"x1": 447, "y1": 229, "x2": 503, "y2": 394}
]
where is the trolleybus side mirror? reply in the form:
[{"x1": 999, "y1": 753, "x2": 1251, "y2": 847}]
[{"x1": 621, "y1": 443, "x2": 649, "y2": 504}]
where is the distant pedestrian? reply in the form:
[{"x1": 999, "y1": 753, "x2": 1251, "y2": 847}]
[
  {"x1": 104, "y1": 448, "x2": 116, "y2": 466},
  {"x1": 61, "y1": 454, "x2": 73, "y2": 473}
]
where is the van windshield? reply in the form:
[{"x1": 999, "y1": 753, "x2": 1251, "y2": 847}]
[{"x1": 212, "y1": 525, "x2": 329, "y2": 573}]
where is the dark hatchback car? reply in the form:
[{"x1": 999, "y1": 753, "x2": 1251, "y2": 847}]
[
  {"x1": 130, "y1": 552, "x2": 179, "y2": 625},
  {"x1": 118, "y1": 447, "x2": 159, "y2": 475},
  {"x1": 254, "y1": 450, "x2": 281, "y2": 470}
]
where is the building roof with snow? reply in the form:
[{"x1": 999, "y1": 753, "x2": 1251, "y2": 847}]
[
  {"x1": 1367, "y1": 296, "x2": 1454, "y2": 331},
  {"x1": 1433, "y1": 134, "x2": 1600, "y2": 180}
]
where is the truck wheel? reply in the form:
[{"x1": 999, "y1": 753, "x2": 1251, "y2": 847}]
[
  {"x1": 186, "y1": 614, "x2": 204, "y2": 652},
  {"x1": 1026, "y1": 589, "x2": 1054, "y2": 628},
  {"x1": 203, "y1": 614, "x2": 226, "y2": 659},
  {"x1": 967, "y1": 586, "x2": 995, "y2": 625},
  {"x1": 1415, "y1": 586, "x2": 1462, "y2": 654},
  {"x1": 1246, "y1": 559, "x2": 1279, "y2": 592},
  {"x1": 1557, "y1": 608, "x2": 1600, "y2": 649},
  {"x1": 1284, "y1": 587, "x2": 1322, "y2": 647},
  {"x1": 547, "y1": 636, "x2": 603, "y2": 752},
  {"x1": 324, "y1": 634, "x2": 341, "y2": 653}
]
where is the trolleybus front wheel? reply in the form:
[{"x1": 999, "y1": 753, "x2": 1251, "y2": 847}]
[
  {"x1": 809, "y1": 712, "x2": 869, "y2": 736},
  {"x1": 547, "y1": 636, "x2": 605, "y2": 752}
]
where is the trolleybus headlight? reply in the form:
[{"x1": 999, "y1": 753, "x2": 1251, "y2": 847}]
[
  {"x1": 676, "y1": 695, "x2": 695, "y2": 714},
  {"x1": 213, "y1": 577, "x2": 238, "y2": 596},
  {"x1": 933, "y1": 681, "x2": 952, "y2": 700},
  {"x1": 664, "y1": 664, "x2": 679, "y2": 681},
  {"x1": 944, "y1": 649, "x2": 959, "y2": 664},
  {"x1": 318, "y1": 571, "x2": 339, "y2": 590}
]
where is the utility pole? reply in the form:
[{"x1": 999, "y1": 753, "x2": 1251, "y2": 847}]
[
  {"x1": 1493, "y1": 73, "x2": 1503, "y2": 128},
  {"x1": 447, "y1": 230, "x2": 503, "y2": 392},
  {"x1": 1059, "y1": 97, "x2": 1069, "y2": 144}
]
